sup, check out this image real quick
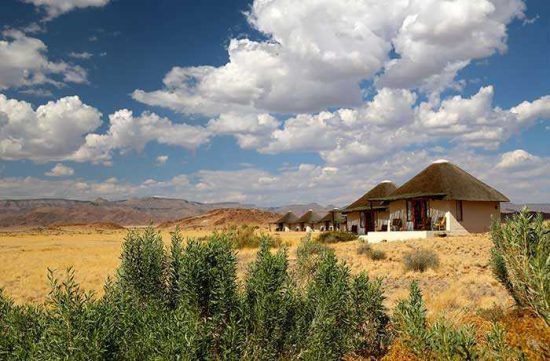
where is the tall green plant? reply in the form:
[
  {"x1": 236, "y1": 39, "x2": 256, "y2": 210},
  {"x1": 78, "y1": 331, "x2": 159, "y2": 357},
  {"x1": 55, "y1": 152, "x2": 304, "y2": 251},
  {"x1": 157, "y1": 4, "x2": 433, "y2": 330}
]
[
  {"x1": 490, "y1": 209, "x2": 549, "y2": 325},
  {"x1": 179, "y1": 234, "x2": 242, "y2": 358},
  {"x1": 243, "y1": 240, "x2": 296, "y2": 359},
  {"x1": 350, "y1": 273, "x2": 390, "y2": 357},
  {"x1": 301, "y1": 252, "x2": 353, "y2": 360},
  {"x1": 0, "y1": 289, "x2": 43, "y2": 359},
  {"x1": 118, "y1": 226, "x2": 167, "y2": 301},
  {"x1": 35, "y1": 268, "x2": 105, "y2": 360},
  {"x1": 167, "y1": 226, "x2": 184, "y2": 308}
]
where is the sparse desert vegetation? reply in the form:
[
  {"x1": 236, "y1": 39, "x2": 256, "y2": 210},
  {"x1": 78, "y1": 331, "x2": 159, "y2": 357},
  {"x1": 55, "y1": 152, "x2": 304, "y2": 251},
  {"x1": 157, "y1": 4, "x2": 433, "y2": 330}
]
[{"x1": 402, "y1": 248, "x2": 440, "y2": 273}]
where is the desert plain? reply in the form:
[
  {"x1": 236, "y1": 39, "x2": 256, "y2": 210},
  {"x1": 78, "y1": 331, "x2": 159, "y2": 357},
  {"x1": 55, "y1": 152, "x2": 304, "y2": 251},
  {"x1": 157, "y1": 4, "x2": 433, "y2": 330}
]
[{"x1": 0, "y1": 226, "x2": 509, "y2": 316}]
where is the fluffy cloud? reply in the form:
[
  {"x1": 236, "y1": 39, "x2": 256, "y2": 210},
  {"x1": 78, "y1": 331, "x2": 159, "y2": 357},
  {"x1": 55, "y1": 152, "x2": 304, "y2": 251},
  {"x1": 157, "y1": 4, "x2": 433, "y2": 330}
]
[
  {"x1": 23, "y1": 0, "x2": 110, "y2": 20},
  {"x1": 207, "y1": 112, "x2": 280, "y2": 149},
  {"x1": 377, "y1": 0, "x2": 524, "y2": 96},
  {"x1": 72, "y1": 109, "x2": 210, "y2": 164},
  {"x1": 45, "y1": 163, "x2": 74, "y2": 177},
  {"x1": 0, "y1": 94, "x2": 210, "y2": 164},
  {"x1": 134, "y1": 0, "x2": 525, "y2": 115},
  {"x1": 0, "y1": 30, "x2": 87, "y2": 89},
  {"x1": 0, "y1": 94, "x2": 102, "y2": 161},
  {"x1": 496, "y1": 149, "x2": 540, "y2": 169},
  {"x1": 227, "y1": 86, "x2": 547, "y2": 165},
  {"x1": 510, "y1": 95, "x2": 550, "y2": 123},
  {"x1": 3, "y1": 148, "x2": 548, "y2": 204}
]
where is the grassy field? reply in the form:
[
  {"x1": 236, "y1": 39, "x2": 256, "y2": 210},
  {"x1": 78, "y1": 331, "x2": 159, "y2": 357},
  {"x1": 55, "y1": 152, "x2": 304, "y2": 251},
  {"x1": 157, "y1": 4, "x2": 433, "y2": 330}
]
[{"x1": 0, "y1": 226, "x2": 510, "y2": 317}]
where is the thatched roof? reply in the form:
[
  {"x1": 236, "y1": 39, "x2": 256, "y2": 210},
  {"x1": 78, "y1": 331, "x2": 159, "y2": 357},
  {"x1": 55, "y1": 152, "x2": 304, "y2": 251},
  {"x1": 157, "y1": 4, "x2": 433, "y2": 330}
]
[
  {"x1": 296, "y1": 210, "x2": 324, "y2": 224},
  {"x1": 274, "y1": 211, "x2": 299, "y2": 224},
  {"x1": 343, "y1": 181, "x2": 397, "y2": 212},
  {"x1": 379, "y1": 160, "x2": 509, "y2": 202},
  {"x1": 318, "y1": 211, "x2": 345, "y2": 224}
]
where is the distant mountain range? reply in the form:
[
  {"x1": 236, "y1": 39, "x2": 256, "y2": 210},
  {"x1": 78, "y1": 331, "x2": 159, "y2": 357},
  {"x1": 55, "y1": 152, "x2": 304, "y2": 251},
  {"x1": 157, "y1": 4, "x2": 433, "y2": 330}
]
[
  {"x1": 500, "y1": 202, "x2": 550, "y2": 214},
  {"x1": 0, "y1": 197, "x2": 545, "y2": 229},
  {"x1": 0, "y1": 197, "x2": 335, "y2": 229}
]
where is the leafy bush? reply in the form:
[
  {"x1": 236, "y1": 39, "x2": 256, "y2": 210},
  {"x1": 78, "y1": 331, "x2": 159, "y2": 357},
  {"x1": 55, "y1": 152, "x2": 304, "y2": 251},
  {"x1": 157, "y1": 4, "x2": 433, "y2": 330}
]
[
  {"x1": 118, "y1": 226, "x2": 167, "y2": 301},
  {"x1": 218, "y1": 224, "x2": 281, "y2": 249},
  {"x1": 357, "y1": 241, "x2": 386, "y2": 260},
  {"x1": 350, "y1": 273, "x2": 390, "y2": 357},
  {"x1": 403, "y1": 248, "x2": 439, "y2": 272},
  {"x1": 296, "y1": 234, "x2": 332, "y2": 282},
  {"x1": 394, "y1": 282, "x2": 525, "y2": 360},
  {"x1": 243, "y1": 240, "x2": 296, "y2": 359},
  {"x1": 490, "y1": 209, "x2": 549, "y2": 325},
  {"x1": 0, "y1": 227, "x2": 393, "y2": 360},
  {"x1": 317, "y1": 230, "x2": 357, "y2": 243}
]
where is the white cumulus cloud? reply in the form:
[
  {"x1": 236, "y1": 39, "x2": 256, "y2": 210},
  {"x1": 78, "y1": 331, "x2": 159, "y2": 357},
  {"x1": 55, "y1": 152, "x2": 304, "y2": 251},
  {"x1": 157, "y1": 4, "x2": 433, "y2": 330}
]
[
  {"x1": 45, "y1": 163, "x2": 74, "y2": 177},
  {"x1": 0, "y1": 94, "x2": 102, "y2": 161},
  {"x1": 133, "y1": 0, "x2": 525, "y2": 115},
  {"x1": 0, "y1": 30, "x2": 87, "y2": 89},
  {"x1": 23, "y1": 0, "x2": 111, "y2": 20},
  {"x1": 72, "y1": 109, "x2": 210, "y2": 164}
]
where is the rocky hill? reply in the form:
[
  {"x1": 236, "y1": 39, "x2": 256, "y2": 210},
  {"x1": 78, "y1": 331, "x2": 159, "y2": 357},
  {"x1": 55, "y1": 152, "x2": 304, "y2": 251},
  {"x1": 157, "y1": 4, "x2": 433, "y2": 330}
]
[{"x1": 158, "y1": 208, "x2": 281, "y2": 230}]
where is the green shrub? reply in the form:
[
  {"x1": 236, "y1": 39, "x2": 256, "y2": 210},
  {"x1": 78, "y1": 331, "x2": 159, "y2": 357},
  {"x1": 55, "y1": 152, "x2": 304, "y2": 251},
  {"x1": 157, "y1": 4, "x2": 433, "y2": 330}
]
[
  {"x1": 217, "y1": 224, "x2": 281, "y2": 249},
  {"x1": 167, "y1": 226, "x2": 184, "y2": 308},
  {"x1": 394, "y1": 281, "x2": 430, "y2": 356},
  {"x1": 317, "y1": 230, "x2": 357, "y2": 243},
  {"x1": 350, "y1": 273, "x2": 390, "y2": 357},
  {"x1": 35, "y1": 268, "x2": 105, "y2": 360},
  {"x1": 490, "y1": 209, "x2": 549, "y2": 325},
  {"x1": 357, "y1": 241, "x2": 386, "y2": 260},
  {"x1": 179, "y1": 233, "x2": 242, "y2": 357},
  {"x1": 403, "y1": 248, "x2": 439, "y2": 272},
  {"x1": 0, "y1": 228, "x2": 394, "y2": 360},
  {"x1": 118, "y1": 226, "x2": 167, "y2": 301},
  {"x1": 0, "y1": 289, "x2": 43, "y2": 359},
  {"x1": 300, "y1": 251, "x2": 354, "y2": 359},
  {"x1": 243, "y1": 240, "x2": 297, "y2": 359},
  {"x1": 296, "y1": 234, "x2": 332, "y2": 282},
  {"x1": 394, "y1": 282, "x2": 526, "y2": 360}
]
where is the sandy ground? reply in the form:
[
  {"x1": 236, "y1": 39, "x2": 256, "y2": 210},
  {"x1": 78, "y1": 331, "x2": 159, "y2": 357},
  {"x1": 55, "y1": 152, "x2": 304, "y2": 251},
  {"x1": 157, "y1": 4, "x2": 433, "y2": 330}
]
[{"x1": 0, "y1": 227, "x2": 511, "y2": 317}]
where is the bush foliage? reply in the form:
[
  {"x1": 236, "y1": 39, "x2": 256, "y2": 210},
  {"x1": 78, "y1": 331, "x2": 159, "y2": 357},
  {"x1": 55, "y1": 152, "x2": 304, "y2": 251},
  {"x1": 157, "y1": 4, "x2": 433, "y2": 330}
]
[
  {"x1": 0, "y1": 226, "x2": 389, "y2": 360},
  {"x1": 357, "y1": 242, "x2": 387, "y2": 260},
  {"x1": 490, "y1": 209, "x2": 549, "y2": 325},
  {"x1": 403, "y1": 248, "x2": 440, "y2": 272},
  {"x1": 394, "y1": 282, "x2": 525, "y2": 360},
  {"x1": 317, "y1": 230, "x2": 357, "y2": 243},
  {"x1": 219, "y1": 224, "x2": 282, "y2": 249}
]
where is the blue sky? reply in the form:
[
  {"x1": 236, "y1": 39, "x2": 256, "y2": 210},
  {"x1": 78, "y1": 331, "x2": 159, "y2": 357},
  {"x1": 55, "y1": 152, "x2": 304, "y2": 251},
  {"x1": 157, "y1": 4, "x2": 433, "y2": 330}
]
[{"x1": 0, "y1": 0, "x2": 548, "y2": 205}]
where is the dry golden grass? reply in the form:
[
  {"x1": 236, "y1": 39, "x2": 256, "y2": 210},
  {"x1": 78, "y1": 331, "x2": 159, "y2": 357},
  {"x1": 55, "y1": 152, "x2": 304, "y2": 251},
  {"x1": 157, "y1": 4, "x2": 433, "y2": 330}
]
[{"x1": 0, "y1": 228, "x2": 511, "y2": 317}]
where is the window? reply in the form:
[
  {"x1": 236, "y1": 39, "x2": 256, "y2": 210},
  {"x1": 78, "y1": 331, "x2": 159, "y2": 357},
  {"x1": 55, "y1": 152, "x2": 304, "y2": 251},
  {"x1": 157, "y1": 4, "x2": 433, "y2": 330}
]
[
  {"x1": 406, "y1": 200, "x2": 412, "y2": 221},
  {"x1": 456, "y1": 200, "x2": 463, "y2": 222}
]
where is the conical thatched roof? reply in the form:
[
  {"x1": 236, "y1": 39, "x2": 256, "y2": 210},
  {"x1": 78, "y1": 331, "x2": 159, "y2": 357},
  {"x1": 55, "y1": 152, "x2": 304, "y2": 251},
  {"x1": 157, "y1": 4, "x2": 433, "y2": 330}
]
[
  {"x1": 274, "y1": 211, "x2": 299, "y2": 224},
  {"x1": 297, "y1": 210, "x2": 324, "y2": 224},
  {"x1": 318, "y1": 211, "x2": 345, "y2": 223},
  {"x1": 343, "y1": 181, "x2": 397, "y2": 212},
  {"x1": 380, "y1": 160, "x2": 509, "y2": 202}
]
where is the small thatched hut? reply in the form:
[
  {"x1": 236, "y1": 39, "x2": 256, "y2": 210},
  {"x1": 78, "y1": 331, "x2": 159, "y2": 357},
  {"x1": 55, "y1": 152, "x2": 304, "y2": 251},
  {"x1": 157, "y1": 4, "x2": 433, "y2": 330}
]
[
  {"x1": 367, "y1": 159, "x2": 509, "y2": 242},
  {"x1": 342, "y1": 180, "x2": 397, "y2": 235},
  {"x1": 316, "y1": 209, "x2": 345, "y2": 231},
  {"x1": 273, "y1": 211, "x2": 299, "y2": 232},
  {"x1": 296, "y1": 209, "x2": 324, "y2": 232}
]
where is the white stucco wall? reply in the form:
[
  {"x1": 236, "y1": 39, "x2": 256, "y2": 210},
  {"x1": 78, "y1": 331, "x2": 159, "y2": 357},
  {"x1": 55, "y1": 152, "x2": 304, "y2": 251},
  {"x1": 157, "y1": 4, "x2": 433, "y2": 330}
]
[
  {"x1": 460, "y1": 201, "x2": 500, "y2": 233},
  {"x1": 385, "y1": 199, "x2": 500, "y2": 234}
]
